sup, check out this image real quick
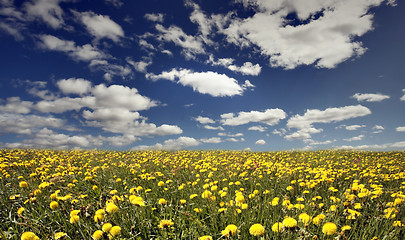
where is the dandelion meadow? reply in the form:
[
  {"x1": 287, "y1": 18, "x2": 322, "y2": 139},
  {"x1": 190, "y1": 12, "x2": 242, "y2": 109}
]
[{"x1": 1, "y1": 149, "x2": 404, "y2": 239}]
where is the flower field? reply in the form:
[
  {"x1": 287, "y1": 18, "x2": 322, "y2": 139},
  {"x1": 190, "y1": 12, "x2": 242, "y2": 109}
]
[{"x1": 1, "y1": 149, "x2": 404, "y2": 239}]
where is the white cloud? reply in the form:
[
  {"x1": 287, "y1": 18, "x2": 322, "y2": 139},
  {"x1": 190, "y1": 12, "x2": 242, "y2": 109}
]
[
  {"x1": 396, "y1": 126, "x2": 405, "y2": 132},
  {"x1": 207, "y1": 55, "x2": 261, "y2": 76},
  {"x1": 0, "y1": 113, "x2": 64, "y2": 135},
  {"x1": 57, "y1": 78, "x2": 92, "y2": 95},
  {"x1": 287, "y1": 105, "x2": 371, "y2": 129},
  {"x1": 218, "y1": 132, "x2": 243, "y2": 137},
  {"x1": 221, "y1": 108, "x2": 287, "y2": 126},
  {"x1": 248, "y1": 125, "x2": 267, "y2": 132},
  {"x1": 103, "y1": 135, "x2": 140, "y2": 147},
  {"x1": 194, "y1": 116, "x2": 215, "y2": 124},
  {"x1": 200, "y1": 137, "x2": 222, "y2": 143},
  {"x1": 74, "y1": 11, "x2": 124, "y2": 42},
  {"x1": 352, "y1": 93, "x2": 390, "y2": 102},
  {"x1": 4, "y1": 128, "x2": 103, "y2": 149},
  {"x1": 401, "y1": 89, "x2": 405, "y2": 101},
  {"x1": 0, "y1": 97, "x2": 33, "y2": 114},
  {"x1": 284, "y1": 127, "x2": 323, "y2": 140},
  {"x1": 34, "y1": 97, "x2": 90, "y2": 113},
  {"x1": 38, "y1": 34, "x2": 105, "y2": 62},
  {"x1": 255, "y1": 139, "x2": 266, "y2": 145},
  {"x1": 226, "y1": 137, "x2": 245, "y2": 142},
  {"x1": 345, "y1": 124, "x2": 366, "y2": 131},
  {"x1": 306, "y1": 139, "x2": 335, "y2": 145},
  {"x1": 91, "y1": 84, "x2": 158, "y2": 111},
  {"x1": 228, "y1": 62, "x2": 262, "y2": 76},
  {"x1": 222, "y1": 0, "x2": 391, "y2": 69},
  {"x1": 344, "y1": 134, "x2": 365, "y2": 142},
  {"x1": 126, "y1": 57, "x2": 152, "y2": 73},
  {"x1": 203, "y1": 125, "x2": 225, "y2": 131},
  {"x1": 155, "y1": 24, "x2": 205, "y2": 58},
  {"x1": 83, "y1": 108, "x2": 141, "y2": 123},
  {"x1": 144, "y1": 13, "x2": 164, "y2": 22},
  {"x1": 147, "y1": 68, "x2": 246, "y2": 97},
  {"x1": 336, "y1": 141, "x2": 405, "y2": 150},
  {"x1": 132, "y1": 136, "x2": 200, "y2": 150},
  {"x1": 371, "y1": 125, "x2": 384, "y2": 133},
  {"x1": 23, "y1": 0, "x2": 66, "y2": 29}
]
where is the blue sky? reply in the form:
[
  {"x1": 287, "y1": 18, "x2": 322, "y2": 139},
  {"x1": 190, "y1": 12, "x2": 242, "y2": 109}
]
[{"x1": 0, "y1": 0, "x2": 404, "y2": 151}]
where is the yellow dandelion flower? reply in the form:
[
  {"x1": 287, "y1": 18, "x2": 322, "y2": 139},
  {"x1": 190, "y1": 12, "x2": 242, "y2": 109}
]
[
  {"x1": 50, "y1": 201, "x2": 59, "y2": 210},
  {"x1": 201, "y1": 190, "x2": 212, "y2": 199},
  {"x1": 235, "y1": 195, "x2": 245, "y2": 203},
  {"x1": 249, "y1": 223, "x2": 265, "y2": 236},
  {"x1": 158, "y1": 198, "x2": 167, "y2": 205},
  {"x1": 109, "y1": 226, "x2": 121, "y2": 237},
  {"x1": 322, "y1": 222, "x2": 337, "y2": 235},
  {"x1": 299, "y1": 213, "x2": 311, "y2": 225},
  {"x1": 158, "y1": 219, "x2": 174, "y2": 229},
  {"x1": 341, "y1": 225, "x2": 351, "y2": 231},
  {"x1": 199, "y1": 236, "x2": 212, "y2": 240},
  {"x1": 21, "y1": 232, "x2": 39, "y2": 240},
  {"x1": 224, "y1": 224, "x2": 237, "y2": 236},
  {"x1": 106, "y1": 203, "x2": 119, "y2": 213},
  {"x1": 194, "y1": 208, "x2": 202, "y2": 213},
  {"x1": 158, "y1": 181, "x2": 165, "y2": 187},
  {"x1": 70, "y1": 215, "x2": 79, "y2": 224},
  {"x1": 102, "y1": 223, "x2": 113, "y2": 232},
  {"x1": 180, "y1": 199, "x2": 187, "y2": 204},
  {"x1": 54, "y1": 232, "x2": 67, "y2": 239},
  {"x1": 272, "y1": 222, "x2": 284, "y2": 232},
  {"x1": 393, "y1": 221, "x2": 403, "y2": 227},
  {"x1": 17, "y1": 207, "x2": 25, "y2": 215},
  {"x1": 283, "y1": 217, "x2": 297, "y2": 228},
  {"x1": 19, "y1": 181, "x2": 28, "y2": 188},
  {"x1": 92, "y1": 230, "x2": 104, "y2": 240},
  {"x1": 190, "y1": 194, "x2": 198, "y2": 199},
  {"x1": 94, "y1": 214, "x2": 104, "y2": 222}
]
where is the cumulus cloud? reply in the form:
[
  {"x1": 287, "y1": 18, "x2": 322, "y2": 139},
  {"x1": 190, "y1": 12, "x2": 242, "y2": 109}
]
[
  {"x1": 255, "y1": 139, "x2": 266, "y2": 145},
  {"x1": 200, "y1": 137, "x2": 222, "y2": 143},
  {"x1": 352, "y1": 93, "x2": 390, "y2": 102},
  {"x1": 74, "y1": 10, "x2": 124, "y2": 42},
  {"x1": 336, "y1": 141, "x2": 405, "y2": 151},
  {"x1": 38, "y1": 34, "x2": 105, "y2": 62},
  {"x1": 248, "y1": 125, "x2": 267, "y2": 132},
  {"x1": 126, "y1": 57, "x2": 152, "y2": 73},
  {"x1": 207, "y1": 55, "x2": 262, "y2": 76},
  {"x1": 147, "y1": 68, "x2": 247, "y2": 97},
  {"x1": 23, "y1": 0, "x2": 67, "y2": 29},
  {"x1": 155, "y1": 24, "x2": 205, "y2": 58},
  {"x1": 284, "y1": 127, "x2": 323, "y2": 140},
  {"x1": 220, "y1": 108, "x2": 287, "y2": 126},
  {"x1": 3, "y1": 128, "x2": 103, "y2": 149},
  {"x1": 287, "y1": 105, "x2": 371, "y2": 129},
  {"x1": 221, "y1": 0, "x2": 392, "y2": 69},
  {"x1": 0, "y1": 113, "x2": 64, "y2": 135},
  {"x1": 396, "y1": 126, "x2": 405, "y2": 132},
  {"x1": 144, "y1": 13, "x2": 164, "y2": 22},
  {"x1": 337, "y1": 124, "x2": 366, "y2": 131},
  {"x1": 194, "y1": 116, "x2": 215, "y2": 124},
  {"x1": 344, "y1": 134, "x2": 365, "y2": 142},
  {"x1": 0, "y1": 97, "x2": 33, "y2": 114},
  {"x1": 401, "y1": 89, "x2": 405, "y2": 101},
  {"x1": 57, "y1": 78, "x2": 92, "y2": 95},
  {"x1": 132, "y1": 136, "x2": 200, "y2": 150},
  {"x1": 286, "y1": 105, "x2": 371, "y2": 140},
  {"x1": 203, "y1": 125, "x2": 225, "y2": 131}
]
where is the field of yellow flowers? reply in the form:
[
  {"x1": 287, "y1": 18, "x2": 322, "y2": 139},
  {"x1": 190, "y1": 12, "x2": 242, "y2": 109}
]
[{"x1": 1, "y1": 149, "x2": 404, "y2": 239}]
